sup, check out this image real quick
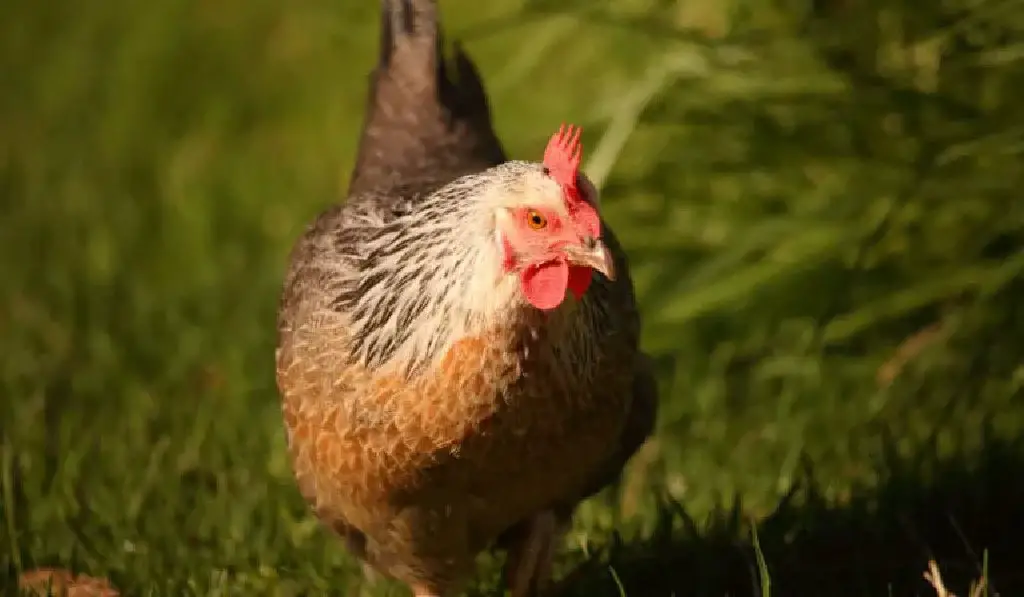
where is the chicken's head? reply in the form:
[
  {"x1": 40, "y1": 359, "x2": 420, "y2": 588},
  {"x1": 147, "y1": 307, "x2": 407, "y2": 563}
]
[{"x1": 495, "y1": 124, "x2": 615, "y2": 311}]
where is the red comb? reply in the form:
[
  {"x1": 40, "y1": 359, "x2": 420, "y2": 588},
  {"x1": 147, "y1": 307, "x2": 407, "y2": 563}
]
[
  {"x1": 543, "y1": 124, "x2": 583, "y2": 191},
  {"x1": 542, "y1": 123, "x2": 601, "y2": 239}
]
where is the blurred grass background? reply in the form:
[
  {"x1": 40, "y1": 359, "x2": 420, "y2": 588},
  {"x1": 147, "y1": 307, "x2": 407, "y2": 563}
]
[{"x1": 3, "y1": 0, "x2": 1024, "y2": 595}]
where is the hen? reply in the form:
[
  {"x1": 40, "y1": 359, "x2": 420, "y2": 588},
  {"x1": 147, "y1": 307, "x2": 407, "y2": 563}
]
[{"x1": 274, "y1": 1, "x2": 658, "y2": 596}]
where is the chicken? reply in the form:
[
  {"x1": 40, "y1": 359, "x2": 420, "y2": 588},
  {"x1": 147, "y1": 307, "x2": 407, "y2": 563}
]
[{"x1": 273, "y1": 1, "x2": 659, "y2": 596}]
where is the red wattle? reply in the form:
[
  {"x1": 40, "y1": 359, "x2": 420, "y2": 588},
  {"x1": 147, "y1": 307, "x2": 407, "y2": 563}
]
[
  {"x1": 567, "y1": 266, "x2": 593, "y2": 299},
  {"x1": 520, "y1": 259, "x2": 570, "y2": 311}
]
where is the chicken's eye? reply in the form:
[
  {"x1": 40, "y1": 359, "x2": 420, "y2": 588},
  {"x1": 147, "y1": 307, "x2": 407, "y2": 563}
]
[{"x1": 526, "y1": 209, "x2": 548, "y2": 230}]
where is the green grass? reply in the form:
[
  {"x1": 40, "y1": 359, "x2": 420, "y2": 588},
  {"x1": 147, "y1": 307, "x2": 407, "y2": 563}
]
[{"x1": 3, "y1": 0, "x2": 1024, "y2": 595}]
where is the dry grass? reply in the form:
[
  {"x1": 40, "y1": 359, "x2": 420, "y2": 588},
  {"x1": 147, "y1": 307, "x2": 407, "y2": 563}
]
[{"x1": 923, "y1": 560, "x2": 989, "y2": 597}]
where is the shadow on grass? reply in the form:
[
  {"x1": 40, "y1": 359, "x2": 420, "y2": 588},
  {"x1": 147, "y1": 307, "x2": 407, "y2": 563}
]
[{"x1": 556, "y1": 427, "x2": 1023, "y2": 597}]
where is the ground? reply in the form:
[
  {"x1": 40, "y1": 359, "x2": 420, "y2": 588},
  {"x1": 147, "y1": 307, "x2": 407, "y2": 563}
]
[{"x1": 2, "y1": 0, "x2": 1024, "y2": 595}]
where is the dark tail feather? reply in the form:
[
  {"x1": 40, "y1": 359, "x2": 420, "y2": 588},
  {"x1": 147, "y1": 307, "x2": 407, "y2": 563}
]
[
  {"x1": 379, "y1": 0, "x2": 486, "y2": 114},
  {"x1": 348, "y1": 0, "x2": 506, "y2": 196},
  {"x1": 379, "y1": 0, "x2": 438, "y2": 74}
]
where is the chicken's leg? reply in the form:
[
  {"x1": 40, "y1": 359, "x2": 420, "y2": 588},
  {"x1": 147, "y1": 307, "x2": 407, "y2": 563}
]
[{"x1": 504, "y1": 511, "x2": 567, "y2": 597}]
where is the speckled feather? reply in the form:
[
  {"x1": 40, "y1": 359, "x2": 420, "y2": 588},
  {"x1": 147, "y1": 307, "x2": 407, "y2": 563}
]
[{"x1": 275, "y1": 1, "x2": 657, "y2": 594}]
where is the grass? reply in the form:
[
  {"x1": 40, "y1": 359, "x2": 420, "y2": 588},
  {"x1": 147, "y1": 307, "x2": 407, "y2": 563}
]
[{"x1": 3, "y1": 0, "x2": 1024, "y2": 595}]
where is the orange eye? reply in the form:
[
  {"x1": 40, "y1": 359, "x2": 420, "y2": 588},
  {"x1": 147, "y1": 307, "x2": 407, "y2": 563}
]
[{"x1": 526, "y1": 209, "x2": 548, "y2": 230}]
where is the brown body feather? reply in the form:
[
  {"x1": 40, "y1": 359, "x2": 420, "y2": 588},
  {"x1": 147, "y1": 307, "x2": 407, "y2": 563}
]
[{"x1": 275, "y1": 0, "x2": 657, "y2": 594}]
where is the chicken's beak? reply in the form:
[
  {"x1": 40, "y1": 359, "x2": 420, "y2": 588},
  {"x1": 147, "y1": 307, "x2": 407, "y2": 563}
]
[{"x1": 563, "y1": 238, "x2": 616, "y2": 281}]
